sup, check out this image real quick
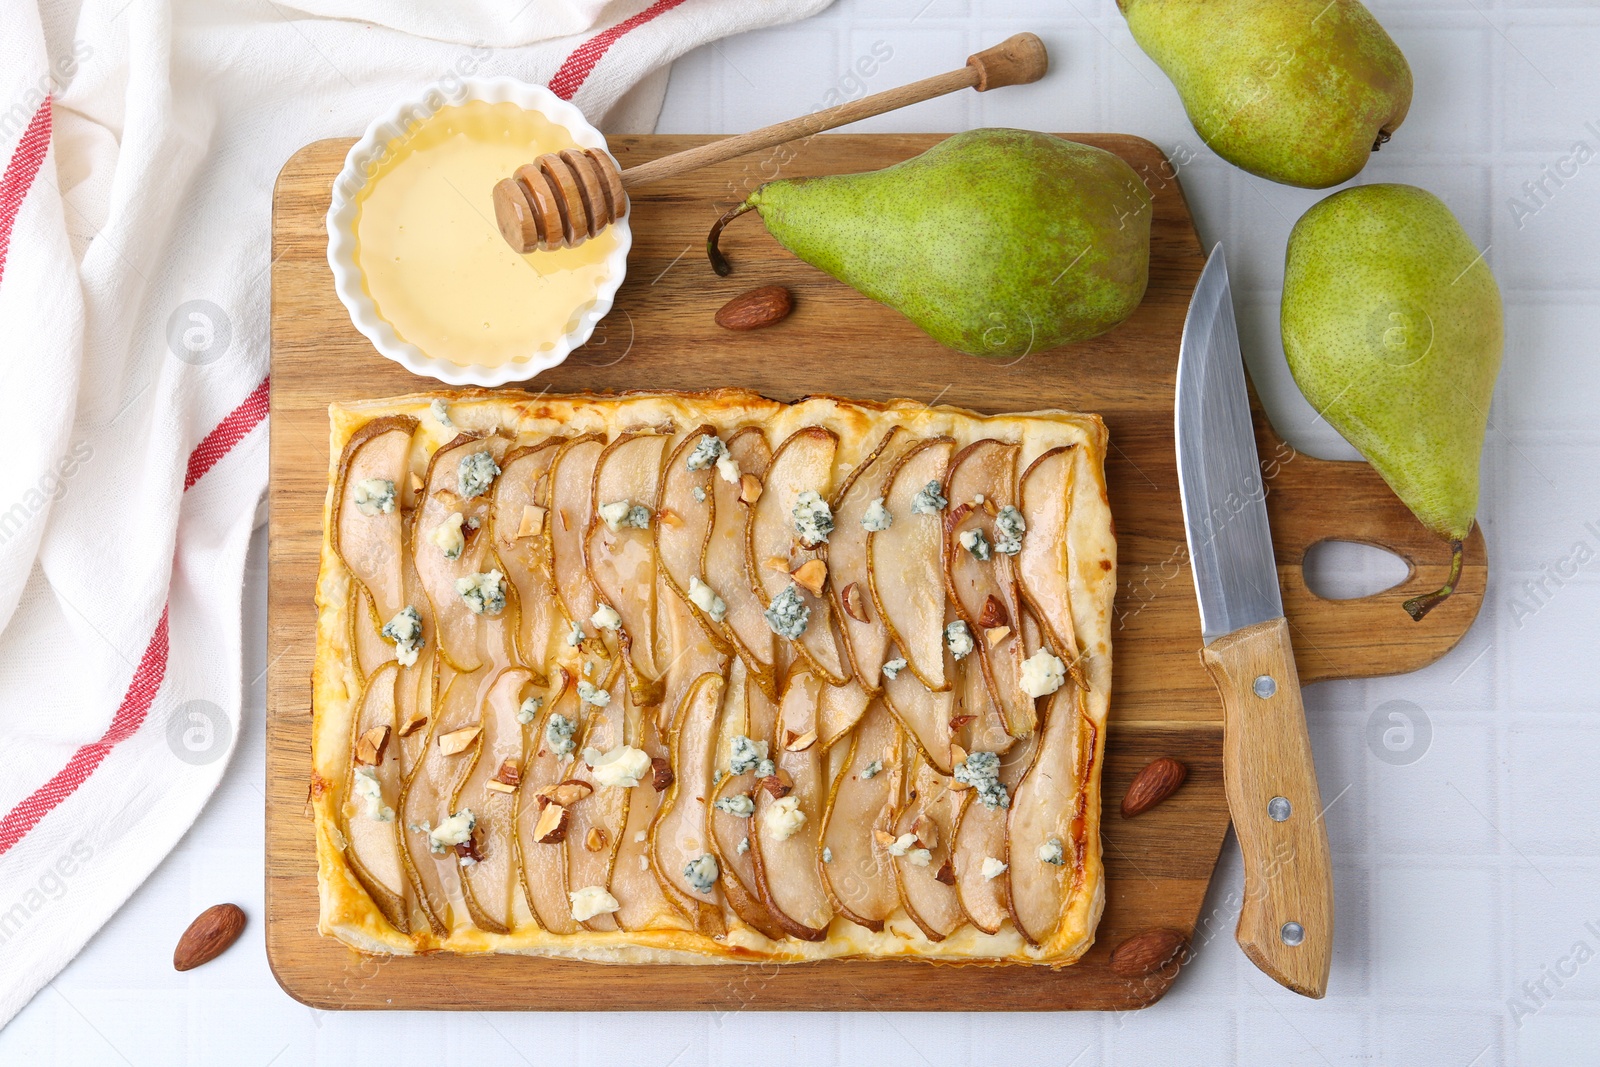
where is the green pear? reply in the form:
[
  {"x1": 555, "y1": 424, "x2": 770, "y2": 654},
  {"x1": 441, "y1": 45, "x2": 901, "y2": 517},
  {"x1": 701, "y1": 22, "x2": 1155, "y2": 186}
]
[
  {"x1": 1281, "y1": 184, "x2": 1503, "y2": 620},
  {"x1": 1120, "y1": 0, "x2": 1412, "y2": 189},
  {"x1": 706, "y1": 128, "x2": 1151, "y2": 358}
]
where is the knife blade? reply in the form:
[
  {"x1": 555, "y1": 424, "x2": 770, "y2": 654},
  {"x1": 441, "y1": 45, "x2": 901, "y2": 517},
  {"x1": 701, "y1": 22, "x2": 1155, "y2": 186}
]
[{"x1": 1176, "y1": 246, "x2": 1334, "y2": 999}]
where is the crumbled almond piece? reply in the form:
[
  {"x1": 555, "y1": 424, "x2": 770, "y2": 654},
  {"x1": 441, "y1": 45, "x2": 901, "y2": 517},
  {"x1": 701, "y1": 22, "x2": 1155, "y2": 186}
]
[
  {"x1": 516, "y1": 503, "x2": 547, "y2": 539},
  {"x1": 758, "y1": 769, "x2": 794, "y2": 799},
  {"x1": 934, "y1": 860, "x2": 957, "y2": 885},
  {"x1": 585, "y1": 826, "x2": 607, "y2": 852},
  {"x1": 437, "y1": 725, "x2": 481, "y2": 755},
  {"x1": 785, "y1": 729, "x2": 818, "y2": 753},
  {"x1": 739, "y1": 473, "x2": 763, "y2": 503},
  {"x1": 538, "y1": 779, "x2": 594, "y2": 807},
  {"x1": 763, "y1": 556, "x2": 789, "y2": 574},
  {"x1": 951, "y1": 743, "x2": 968, "y2": 765},
  {"x1": 651, "y1": 757, "x2": 674, "y2": 792},
  {"x1": 984, "y1": 624, "x2": 1012, "y2": 648},
  {"x1": 978, "y1": 594, "x2": 1008, "y2": 629},
  {"x1": 874, "y1": 829, "x2": 898, "y2": 849},
  {"x1": 658, "y1": 508, "x2": 683, "y2": 528},
  {"x1": 533, "y1": 803, "x2": 568, "y2": 843},
  {"x1": 841, "y1": 582, "x2": 868, "y2": 623},
  {"x1": 354, "y1": 725, "x2": 390, "y2": 765},
  {"x1": 948, "y1": 714, "x2": 976, "y2": 732},
  {"x1": 397, "y1": 713, "x2": 428, "y2": 738},
  {"x1": 409, "y1": 472, "x2": 424, "y2": 494},
  {"x1": 911, "y1": 813, "x2": 940, "y2": 850},
  {"x1": 790, "y1": 559, "x2": 827, "y2": 598},
  {"x1": 486, "y1": 759, "x2": 520, "y2": 794}
]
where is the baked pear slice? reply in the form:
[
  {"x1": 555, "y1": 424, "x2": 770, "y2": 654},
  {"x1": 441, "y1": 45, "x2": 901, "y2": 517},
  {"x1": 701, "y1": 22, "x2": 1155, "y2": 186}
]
[
  {"x1": 827, "y1": 425, "x2": 909, "y2": 691},
  {"x1": 705, "y1": 658, "x2": 787, "y2": 939},
  {"x1": 455, "y1": 666, "x2": 534, "y2": 934},
  {"x1": 340, "y1": 661, "x2": 409, "y2": 933},
  {"x1": 349, "y1": 582, "x2": 392, "y2": 683},
  {"x1": 412, "y1": 432, "x2": 512, "y2": 673},
  {"x1": 565, "y1": 665, "x2": 630, "y2": 932},
  {"x1": 817, "y1": 678, "x2": 871, "y2": 749},
  {"x1": 548, "y1": 433, "x2": 607, "y2": 642},
  {"x1": 332, "y1": 414, "x2": 418, "y2": 628},
  {"x1": 1006, "y1": 685, "x2": 1095, "y2": 945},
  {"x1": 943, "y1": 439, "x2": 1033, "y2": 738},
  {"x1": 950, "y1": 728, "x2": 1038, "y2": 934},
  {"x1": 491, "y1": 439, "x2": 562, "y2": 675},
  {"x1": 1017, "y1": 445, "x2": 1087, "y2": 684},
  {"x1": 656, "y1": 426, "x2": 727, "y2": 651},
  {"x1": 586, "y1": 432, "x2": 669, "y2": 705},
  {"x1": 891, "y1": 750, "x2": 963, "y2": 941},
  {"x1": 514, "y1": 668, "x2": 579, "y2": 933},
  {"x1": 881, "y1": 650, "x2": 956, "y2": 775},
  {"x1": 819, "y1": 700, "x2": 902, "y2": 931},
  {"x1": 868, "y1": 437, "x2": 955, "y2": 691},
  {"x1": 649, "y1": 671, "x2": 728, "y2": 934},
  {"x1": 655, "y1": 580, "x2": 731, "y2": 735},
  {"x1": 750, "y1": 667, "x2": 833, "y2": 940},
  {"x1": 707, "y1": 428, "x2": 777, "y2": 699},
  {"x1": 746, "y1": 427, "x2": 849, "y2": 685},
  {"x1": 611, "y1": 682, "x2": 693, "y2": 932}
]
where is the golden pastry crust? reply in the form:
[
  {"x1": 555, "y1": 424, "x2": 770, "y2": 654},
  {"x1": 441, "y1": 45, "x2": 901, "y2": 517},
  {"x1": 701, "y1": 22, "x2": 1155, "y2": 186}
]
[{"x1": 313, "y1": 389, "x2": 1115, "y2": 965}]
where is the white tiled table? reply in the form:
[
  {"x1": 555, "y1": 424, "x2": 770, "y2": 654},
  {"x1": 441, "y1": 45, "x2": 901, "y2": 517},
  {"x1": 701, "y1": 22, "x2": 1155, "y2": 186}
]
[{"x1": 6, "y1": 2, "x2": 1598, "y2": 1063}]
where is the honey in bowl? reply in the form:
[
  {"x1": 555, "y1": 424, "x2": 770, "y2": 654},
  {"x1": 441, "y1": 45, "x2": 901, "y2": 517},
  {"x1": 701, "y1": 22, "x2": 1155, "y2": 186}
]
[{"x1": 353, "y1": 100, "x2": 621, "y2": 369}]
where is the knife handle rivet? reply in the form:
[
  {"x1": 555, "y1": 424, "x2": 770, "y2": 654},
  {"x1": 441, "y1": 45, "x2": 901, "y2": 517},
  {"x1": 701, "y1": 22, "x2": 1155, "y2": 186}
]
[
  {"x1": 1268, "y1": 796, "x2": 1291, "y2": 822},
  {"x1": 1280, "y1": 921, "x2": 1305, "y2": 947},
  {"x1": 1253, "y1": 674, "x2": 1277, "y2": 699}
]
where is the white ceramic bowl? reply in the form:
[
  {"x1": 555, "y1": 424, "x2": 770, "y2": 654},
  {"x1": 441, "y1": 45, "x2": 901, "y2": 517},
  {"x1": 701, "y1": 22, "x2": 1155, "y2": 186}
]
[{"x1": 327, "y1": 78, "x2": 631, "y2": 387}]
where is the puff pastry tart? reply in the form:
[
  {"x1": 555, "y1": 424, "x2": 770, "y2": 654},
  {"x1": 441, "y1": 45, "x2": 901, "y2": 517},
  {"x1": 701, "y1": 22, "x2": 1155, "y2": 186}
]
[{"x1": 312, "y1": 389, "x2": 1115, "y2": 966}]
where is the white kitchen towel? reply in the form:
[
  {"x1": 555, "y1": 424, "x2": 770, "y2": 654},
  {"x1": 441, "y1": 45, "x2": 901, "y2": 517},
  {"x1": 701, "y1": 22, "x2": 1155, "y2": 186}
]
[{"x1": 0, "y1": 0, "x2": 829, "y2": 1024}]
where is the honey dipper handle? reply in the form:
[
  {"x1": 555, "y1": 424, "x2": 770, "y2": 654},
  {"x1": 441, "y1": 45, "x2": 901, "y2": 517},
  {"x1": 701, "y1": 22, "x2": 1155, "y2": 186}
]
[{"x1": 618, "y1": 32, "x2": 1048, "y2": 189}]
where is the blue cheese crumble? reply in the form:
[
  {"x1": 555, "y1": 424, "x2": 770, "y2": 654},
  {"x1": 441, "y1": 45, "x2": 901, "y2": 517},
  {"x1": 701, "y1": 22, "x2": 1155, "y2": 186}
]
[
  {"x1": 911, "y1": 481, "x2": 947, "y2": 514},
  {"x1": 945, "y1": 620, "x2": 974, "y2": 660},
  {"x1": 714, "y1": 794, "x2": 755, "y2": 818},
  {"x1": 454, "y1": 570, "x2": 506, "y2": 615},
  {"x1": 429, "y1": 398, "x2": 454, "y2": 428},
  {"x1": 576, "y1": 680, "x2": 611, "y2": 708},
  {"x1": 351, "y1": 765, "x2": 394, "y2": 822},
  {"x1": 692, "y1": 485, "x2": 706, "y2": 503},
  {"x1": 590, "y1": 603, "x2": 622, "y2": 631},
  {"x1": 429, "y1": 511, "x2": 466, "y2": 560},
  {"x1": 688, "y1": 576, "x2": 728, "y2": 623},
  {"x1": 822, "y1": 847, "x2": 833, "y2": 863},
  {"x1": 1020, "y1": 648, "x2": 1068, "y2": 699},
  {"x1": 566, "y1": 621, "x2": 584, "y2": 647},
  {"x1": 545, "y1": 713, "x2": 576, "y2": 759},
  {"x1": 517, "y1": 696, "x2": 543, "y2": 725},
  {"x1": 994, "y1": 505, "x2": 1026, "y2": 555},
  {"x1": 959, "y1": 527, "x2": 992, "y2": 561},
  {"x1": 599, "y1": 499, "x2": 651, "y2": 532},
  {"x1": 381, "y1": 606, "x2": 424, "y2": 667},
  {"x1": 1038, "y1": 836, "x2": 1066, "y2": 866},
  {"x1": 763, "y1": 583, "x2": 810, "y2": 639},
  {"x1": 728, "y1": 735, "x2": 769, "y2": 775},
  {"x1": 955, "y1": 750, "x2": 1011, "y2": 811},
  {"x1": 792, "y1": 490, "x2": 834, "y2": 546},
  {"x1": 737, "y1": 837, "x2": 750, "y2": 855},
  {"x1": 457, "y1": 450, "x2": 500, "y2": 499},
  {"x1": 861, "y1": 759, "x2": 883, "y2": 780},
  {"x1": 881, "y1": 657, "x2": 907, "y2": 680},
  {"x1": 684, "y1": 853, "x2": 719, "y2": 894},
  {"x1": 686, "y1": 434, "x2": 724, "y2": 471},
  {"x1": 860, "y1": 496, "x2": 891, "y2": 532},
  {"x1": 427, "y1": 809, "x2": 476, "y2": 853},
  {"x1": 353, "y1": 478, "x2": 396, "y2": 516},
  {"x1": 755, "y1": 758, "x2": 775, "y2": 779}
]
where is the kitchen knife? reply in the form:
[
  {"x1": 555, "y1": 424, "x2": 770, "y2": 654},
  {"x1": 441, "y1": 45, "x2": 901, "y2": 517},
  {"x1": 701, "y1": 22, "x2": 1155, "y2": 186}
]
[{"x1": 1175, "y1": 246, "x2": 1334, "y2": 999}]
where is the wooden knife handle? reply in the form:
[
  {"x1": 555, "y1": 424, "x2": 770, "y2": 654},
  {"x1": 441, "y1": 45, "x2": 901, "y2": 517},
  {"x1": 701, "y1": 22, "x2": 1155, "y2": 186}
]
[{"x1": 1202, "y1": 616, "x2": 1334, "y2": 998}]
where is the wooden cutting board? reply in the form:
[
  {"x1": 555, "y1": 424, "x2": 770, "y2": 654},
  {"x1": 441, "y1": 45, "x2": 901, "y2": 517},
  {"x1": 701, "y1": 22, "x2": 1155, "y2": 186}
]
[{"x1": 266, "y1": 133, "x2": 1485, "y2": 1011}]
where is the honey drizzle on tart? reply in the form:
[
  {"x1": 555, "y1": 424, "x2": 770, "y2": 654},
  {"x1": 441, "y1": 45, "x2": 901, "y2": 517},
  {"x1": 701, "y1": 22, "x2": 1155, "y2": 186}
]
[{"x1": 313, "y1": 390, "x2": 1114, "y2": 965}]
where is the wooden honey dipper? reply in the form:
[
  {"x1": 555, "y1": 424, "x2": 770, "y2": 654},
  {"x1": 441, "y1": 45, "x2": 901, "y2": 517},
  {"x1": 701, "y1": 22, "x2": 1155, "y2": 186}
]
[{"x1": 494, "y1": 32, "x2": 1048, "y2": 254}]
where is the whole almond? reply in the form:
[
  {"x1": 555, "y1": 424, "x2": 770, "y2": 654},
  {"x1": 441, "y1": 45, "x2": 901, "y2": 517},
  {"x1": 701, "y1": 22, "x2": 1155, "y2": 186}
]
[
  {"x1": 651, "y1": 756, "x2": 675, "y2": 792},
  {"x1": 715, "y1": 285, "x2": 793, "y2": 331},
  {"x1": 173, "y1": 903, "x2": 246, "y2": 971},
  {"x1": 1121, "y1": 756, "x2": 1188, "y2": 818},
  {"x1": 1110, "y1": 928, "x2": 1188, "y2": 978}
]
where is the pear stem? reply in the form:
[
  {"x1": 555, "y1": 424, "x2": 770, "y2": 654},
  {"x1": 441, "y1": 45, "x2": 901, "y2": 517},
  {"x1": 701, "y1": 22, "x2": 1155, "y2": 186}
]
[
  {"x1": 707, "y1": 201, "x2": 756, "y2": 277},
  {"x1": 1402, "y1": 538, "x2": 1464, "y2": 622}
]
